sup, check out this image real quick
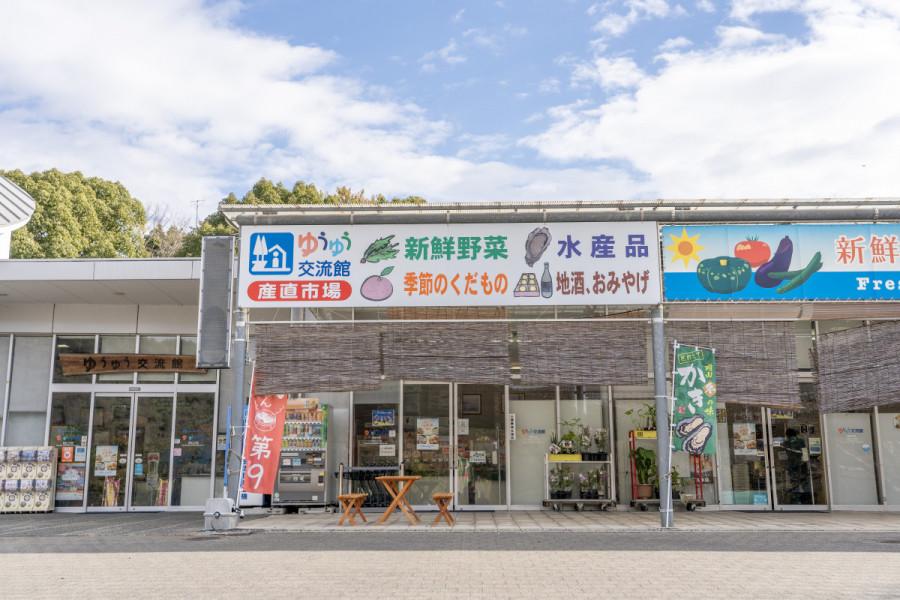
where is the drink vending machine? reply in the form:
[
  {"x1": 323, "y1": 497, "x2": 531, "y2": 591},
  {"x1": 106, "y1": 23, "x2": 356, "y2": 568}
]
[{"x1": 273, "y1": 398, "x2": 332, "y2": 507}]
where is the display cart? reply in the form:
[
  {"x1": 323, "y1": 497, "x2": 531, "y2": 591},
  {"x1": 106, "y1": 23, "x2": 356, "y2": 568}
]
[
  {"x1": 628, "y1": 430, "x2": 706, "y2": 511},
  {"x1": 628, "y1": 430, "x2": 661, "y2": 511},
  {"x1": 543, "y1": 454, "x2": 616, "y2": 512}
]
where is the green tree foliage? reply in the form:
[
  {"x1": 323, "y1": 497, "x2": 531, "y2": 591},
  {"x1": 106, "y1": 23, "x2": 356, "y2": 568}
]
[
  {"x1": 178, "y1": 178, "x2": 427, "y2": 256},
  {"x1": 3, "y1": 169, "x2": 148, "y2": 258}
]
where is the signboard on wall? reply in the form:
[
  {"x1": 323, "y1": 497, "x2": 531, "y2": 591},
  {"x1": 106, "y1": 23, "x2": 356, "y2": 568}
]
[
  {"x1": 238, "y1": 223, "x2": 660, "y2": 307},
  {"x1": 663, "y1": 224, "x2": 900, "y2": 301}
]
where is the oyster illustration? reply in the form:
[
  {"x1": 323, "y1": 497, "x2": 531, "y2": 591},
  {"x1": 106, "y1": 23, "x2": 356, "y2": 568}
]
[
  {"x1": 674, "y1": 415, "x2": 704, "y2": 438},
  {"x1": 524, "y1": 227, "x2": 552, "y2": 267},
  {"x1": 683, "y1": 422, "x2": 712, "y2": 455}
]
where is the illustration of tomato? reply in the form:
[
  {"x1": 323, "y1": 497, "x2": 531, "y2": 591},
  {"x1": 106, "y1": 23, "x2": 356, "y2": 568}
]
[{"x1": 734, "y1": 237, "x2": 771, "y2": 268}]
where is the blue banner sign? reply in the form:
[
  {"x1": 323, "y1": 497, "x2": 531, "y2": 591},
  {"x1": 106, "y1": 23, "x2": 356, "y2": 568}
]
[{"x1": 662, "y1": 224, "x2": 900, "y2": 301}]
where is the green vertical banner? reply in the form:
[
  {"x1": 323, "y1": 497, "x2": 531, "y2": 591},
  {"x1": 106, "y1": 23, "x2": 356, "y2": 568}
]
[{"x1": 672, "y1": 345, "x2": 717, "y2": 455}]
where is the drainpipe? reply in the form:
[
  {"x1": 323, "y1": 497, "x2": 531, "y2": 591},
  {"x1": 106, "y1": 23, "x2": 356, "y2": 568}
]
[
  {"x1": 228, "y1": 308, "x2": 248, "y2": 504},
  {"x1": 652, "y1": 305, "x2": 673, "y2": 527}
]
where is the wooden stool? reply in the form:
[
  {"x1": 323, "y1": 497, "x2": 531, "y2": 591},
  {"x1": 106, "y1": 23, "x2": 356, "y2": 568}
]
[
  {"x1": 432, "y1": 492, "x2": 455, "y2": 526},
  {"x1": 336, "y1": 493, "x2": 368, "y2": 526}
]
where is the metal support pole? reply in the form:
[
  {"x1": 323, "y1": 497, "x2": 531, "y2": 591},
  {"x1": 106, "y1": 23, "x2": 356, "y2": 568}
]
[
  {"x1": 228, "y1": 308, "x2": 248, "y2": 503},
  {"x1": 652, "y1": 305, "x2": 673, "y2": 527}
]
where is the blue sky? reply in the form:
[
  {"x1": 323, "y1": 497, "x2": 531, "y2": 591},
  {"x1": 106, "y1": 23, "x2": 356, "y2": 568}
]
[{"x1": 1, "y1": 1, "x2": 898, "y2": 221}]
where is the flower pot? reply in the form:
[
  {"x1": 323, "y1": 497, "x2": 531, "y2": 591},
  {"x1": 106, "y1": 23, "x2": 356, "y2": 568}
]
[
  {"x1": 549, "y1": 454, "x2": 582, "y2": 462},
  {"x1": 596, "y1": 452, "x2": 608, "y2": 461},
  {"x1": 561, "y1": 490, "x2": 572, "y2": 499},
  {"x1": 635, "y1": 483, "x2": 654, "y2": 499}
]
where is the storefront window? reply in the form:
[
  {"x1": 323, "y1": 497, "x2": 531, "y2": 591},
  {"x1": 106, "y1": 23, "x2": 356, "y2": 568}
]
[
  {"x1": 509, "y1": 386, "x2": 555, "y2": 505},
  {"x1": 876, "y1": 402, "x2": 900, "y2": 505},
  {"x1": 455, "y1": 384, "x2": 506, "y2": 507},
  {"x1": 137, "y1": 336, "x2": 177, "y2": 383},
  {"x1": 8, "y1": 336, "x2": 53, "y2": 446},
  {"x1": 178, "y1": 336, "x2": 217, "y2": 384},
  {"x1": 97, "y1": 335, "x2": 136, "y2": 383},
  {"x1": 170, "y1": 392, "x2": 214, "y2": 506},
  {"x1": 53, "y1": 335, "x2": 94, "y2": 384},
  {"x1": 824, "y1": 408, "x2": 878, "y2": 505},
  {"x1": 352, "y1": 382, "x2": 400, "y2": 467},
  {"x1": 49, "y1": 392, "x2": 91, "y2": 508},
  {"x1": 402, "y1": 383, "x2": 450, "y2": 505}
]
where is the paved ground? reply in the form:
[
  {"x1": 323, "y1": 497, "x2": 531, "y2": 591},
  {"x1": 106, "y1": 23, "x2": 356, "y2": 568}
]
[{"x1": 1, "y1": 510, "x2": 899, "y2": 599}]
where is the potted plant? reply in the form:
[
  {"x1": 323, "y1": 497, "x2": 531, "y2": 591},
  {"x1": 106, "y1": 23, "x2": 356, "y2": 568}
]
[
  {"x1": 552, "y1": 464, "x2": 574, "y2": 499},
  {"x1": 549, "y1": 466, "x2": 562, "y2": 499},
  {"x1": 593, "y1": 427, "x2": 608, "y2": 461},
  {"x1": 626, "y1": 402, "x2": 657, "y2": 432},
  {"x1": 629, "y1": 446, "x2": 657, "y2": 499},
  {"x1": 578, "y1": 473, "x2": 593, "y2": 499},
  {"x1": 551, "y1": 418, "x2": 584, "y2": 461},
  {"x1": 592, "y1": 469, "x2": 607, "y2": 498}
]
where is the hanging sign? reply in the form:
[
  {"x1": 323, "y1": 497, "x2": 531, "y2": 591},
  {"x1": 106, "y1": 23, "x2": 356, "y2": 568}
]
[
  {"x1": 238, "y1": 222, "x2": 660, "y2": 308},
  {"x1": 662, "y1": 223, "x2": 900, "y2": 301},
  {"x1": 672, "y1": 344, "x2": 717, "y2": 455},
  {"x1": 59, "y1": 354, "x2": 207, "y2": 376},
  {"x1": 241, "y1": 393, "x2": 288, "y2": 495}
]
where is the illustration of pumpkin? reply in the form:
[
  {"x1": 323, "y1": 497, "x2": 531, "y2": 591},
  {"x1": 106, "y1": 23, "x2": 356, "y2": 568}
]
[{"x1": 696, "y1": 256, "x2": 752, "y2": 294}]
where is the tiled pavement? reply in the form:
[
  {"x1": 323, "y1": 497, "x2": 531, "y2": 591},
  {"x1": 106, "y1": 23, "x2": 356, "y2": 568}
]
[{"x1": 237, "y1": 507, "x2": 900, "y2": 533}]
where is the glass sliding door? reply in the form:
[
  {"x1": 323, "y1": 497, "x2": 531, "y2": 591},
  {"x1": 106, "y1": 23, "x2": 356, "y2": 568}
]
[
  {"x1": 769, "y1": 385, "x2": 828, "y2": 509},
  {"x1": 509, "y1": 386, "x2": 555, "y2": 506},
  {"x1": 402, "y1": 383, "x2": 451, "y2": 506},
  {"x1": 877, "y1": 403, "x2": 900, "y2": 506},
  {"x1": 130, "y1": 396, "x2": 174, "y2": 509},
  {"x1": 716, "y1": 404, "x2": 770, "y2": 508},
  {"x1": 171, "y1": 393, "x2": 215, "y2": 507},
  {"x1": 456, "y1": 384, "x2": 506, "y2": 508},
  {"x1": 87, "y1": 395, "x2": 133, "y2": 509},
  {"x1": 824, "y1": 410, "x2": 877, "y2": 506}
]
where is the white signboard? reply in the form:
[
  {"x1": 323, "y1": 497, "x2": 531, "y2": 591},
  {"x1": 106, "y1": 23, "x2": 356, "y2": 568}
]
[{"x1": 238, "y1": 223, "x2": 660, "y2": 308}]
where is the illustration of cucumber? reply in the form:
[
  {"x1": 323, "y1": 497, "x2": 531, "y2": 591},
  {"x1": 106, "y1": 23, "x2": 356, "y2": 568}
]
[{"x1": 776, "y1": 252, "x2": 823, "y2": 294}]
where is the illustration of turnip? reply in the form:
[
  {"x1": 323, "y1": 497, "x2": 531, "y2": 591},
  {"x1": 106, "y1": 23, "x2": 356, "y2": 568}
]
[{"x1": 360, "y1": 266, "x2": 394, "y2": 301}]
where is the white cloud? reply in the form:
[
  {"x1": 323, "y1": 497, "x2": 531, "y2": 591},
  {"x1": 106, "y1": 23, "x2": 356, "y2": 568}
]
[
  {"x1": 716, "y1": 25, "x2": 790, "y2": 46},
  {"x1": 593, "y1": 0, "x2": 674, "y2": 37},
  {"x1": 731, "y1": 0, "x2": 803, "y2": 22},
  {"x1": 659, "y1": 36, "x2": 693, "y2": 51},
  {"x1": 696, "y1": 0, "x2": 715, "y2": 12},
  {"x1": 539, "y1": 78, "x2": 562, "y2": 93},
  {"x1": 571, "y1": 56, "x2": 646, "y2": 90},
  {"x1": 522, "y1": 0, "x2": 900, "y2": 199},
  {"x1": 453, "y1": 9, "x2": 466, "y2": 22},
  {"x1": 420, "y1": 39, "x2": 467, "y2": 71}
]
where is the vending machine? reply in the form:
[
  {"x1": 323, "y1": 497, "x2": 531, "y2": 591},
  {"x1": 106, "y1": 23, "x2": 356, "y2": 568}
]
[{"x1": 273, "y1": 398, "x2": 332, "y2": 507}]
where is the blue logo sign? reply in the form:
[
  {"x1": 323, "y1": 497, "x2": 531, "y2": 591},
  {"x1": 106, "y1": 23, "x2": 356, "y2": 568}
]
[{"x1": 249, "y1": 233, "x2": 293, "y2": 275}]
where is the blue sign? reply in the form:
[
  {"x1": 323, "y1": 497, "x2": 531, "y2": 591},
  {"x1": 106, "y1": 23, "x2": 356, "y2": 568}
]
[
  {"x1": 662, "y1": 224, "x2": 900, "y2": 301},
  {"x1": 372, "y1": 410, "x2": 395, "y2": 427},
  {"x1": 248, "y1": 232, "x2": 293, "y2": 275}
]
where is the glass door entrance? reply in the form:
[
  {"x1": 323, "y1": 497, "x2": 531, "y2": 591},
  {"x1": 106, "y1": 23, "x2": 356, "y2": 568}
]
[
  {"x1": 87, "y1": 394, "x2": 174, "y2": 510},
  {"x1": 401, "y1": 383, "x2": 507, "y2": 510}
]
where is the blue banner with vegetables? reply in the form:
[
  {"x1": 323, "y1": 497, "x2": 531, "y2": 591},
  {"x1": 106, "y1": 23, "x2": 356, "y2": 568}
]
[{"x1": 662, "y1": 224, "x2": 900, "y2": 301}]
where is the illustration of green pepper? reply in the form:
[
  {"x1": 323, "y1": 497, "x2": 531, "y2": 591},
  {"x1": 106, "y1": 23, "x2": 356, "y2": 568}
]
[{"x1": 776, "y1": 252, "x2": 823, "y2": 294}]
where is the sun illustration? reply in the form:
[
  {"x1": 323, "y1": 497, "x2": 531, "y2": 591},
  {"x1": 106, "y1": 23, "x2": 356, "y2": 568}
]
[{"x1": 666, "y1": 228, "x2": 706, "y2": 268}]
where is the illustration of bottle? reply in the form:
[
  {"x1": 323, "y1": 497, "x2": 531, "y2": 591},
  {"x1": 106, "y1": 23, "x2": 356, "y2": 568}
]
[{"x1": 540, "y1": 262, "x2": 553, "y2": 298}]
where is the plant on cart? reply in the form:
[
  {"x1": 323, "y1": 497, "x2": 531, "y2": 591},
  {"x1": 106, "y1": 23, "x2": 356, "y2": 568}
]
[
  {"x1": 549, "y1": 431, "x2": 562, "y2": 455},
  {"x1": 593, "y1": 427, "x2": 608, "y2": 460},
  {"x1": 559, "y1": 464, "x2": 575, "y2": 498},
  {"x1": 629, "y1": 446, "x2": 657, "y2": 499},
  {"x1": 591, "y1": 469, "x2": 606, "y2": 498},
  {"x1": 626, "y1": 402, "x2": 657, "y2": 431},
  {"x1": 559, "y1": 418, "x2": 584, "y2": 454},
  {"x1": 549, "y1": 467, "x2": 562, "y2": 499},
  {"x1": 578, "y1": 473, "x2": 592, "y2": 498}
]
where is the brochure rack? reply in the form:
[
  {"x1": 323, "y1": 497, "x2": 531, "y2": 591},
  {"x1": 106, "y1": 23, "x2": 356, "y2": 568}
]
[{"x1": 0, "y1": 446, "x2": 57, "y2": 512}]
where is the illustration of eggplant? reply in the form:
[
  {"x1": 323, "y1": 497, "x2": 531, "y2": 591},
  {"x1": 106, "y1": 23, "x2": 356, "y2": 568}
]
[
  {"x1": 683, "y1": 422, "x2": 712, "y2": 455},
  {"x1": 754, "y1": 236, "x2": 793, "y2": 288},
  {"x1": 360, "y1": 235, "x2": 399, "y2": 263},
  {"x1": 524, "y1": 227, "x2": 552, "y2": 267},
  {"x1": 674, "y1": 415, "x2": 704, "y2": 438}
]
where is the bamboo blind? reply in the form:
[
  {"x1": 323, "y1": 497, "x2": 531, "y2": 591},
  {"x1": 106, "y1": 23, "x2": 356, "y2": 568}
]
[
  {"x1": 668, "y1": 321, "x2": 800, "y2": 409},
  {"x1": 382, "y1": 321, "x2": 511, "y2": 384},
  {"x1": 812, "y1": 321, "x2": 900, "y2": 412},
  {"x1": 516, "y1": 320, "x2": 648, "y2": 386},
  {"x1": 253, "y1": 323, "x2": 382, "y2": 394}
]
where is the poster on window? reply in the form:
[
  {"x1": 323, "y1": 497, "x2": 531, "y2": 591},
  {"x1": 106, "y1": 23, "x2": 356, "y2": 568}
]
[
  {"x1": 672, "y1": 344, "x2": 717, "y2": 455},
  {"x1": 56, "y1": 464, "x2": 86, "y2": 500},
  {"x1": 416, "y1": 418, "x2": 440, "y2": 450},
  {"x1": 94, "y1": 446, "x2": 118, "y2": 476},
  {"x1": 733, "y1": 423, "x2": 757, "y2": 456}
]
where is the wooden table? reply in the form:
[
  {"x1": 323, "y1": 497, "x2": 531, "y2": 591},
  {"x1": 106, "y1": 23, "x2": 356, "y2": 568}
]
[{"x1": 375, "y1": 475, "x2": 422, "y2": 525}]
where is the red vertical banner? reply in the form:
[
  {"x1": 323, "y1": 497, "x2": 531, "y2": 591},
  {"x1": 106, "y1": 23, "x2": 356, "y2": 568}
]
[{"x1": 241, "y1": 393, "x2": 287, "y2": 495}]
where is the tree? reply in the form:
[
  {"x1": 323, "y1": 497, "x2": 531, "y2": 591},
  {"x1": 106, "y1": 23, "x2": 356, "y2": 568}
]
[
  {"x1": 3, "y1": 169, "x2": 148, "y2": 258},
  {"x1": 143, "y1": 203, "x2": 190, "y2": 257},
  {"x1": 178, "y1": 178, "x2": 427, "y2": 257}
]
